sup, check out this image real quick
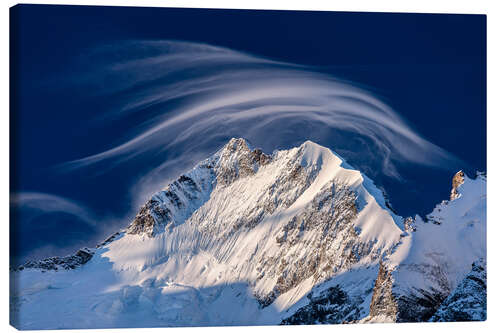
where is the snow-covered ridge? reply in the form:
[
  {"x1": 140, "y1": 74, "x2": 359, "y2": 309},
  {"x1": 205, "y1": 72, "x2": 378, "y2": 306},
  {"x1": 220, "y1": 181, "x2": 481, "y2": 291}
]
[{"x1": 10, "y1": 140, "x2": 486, "y2": 329}]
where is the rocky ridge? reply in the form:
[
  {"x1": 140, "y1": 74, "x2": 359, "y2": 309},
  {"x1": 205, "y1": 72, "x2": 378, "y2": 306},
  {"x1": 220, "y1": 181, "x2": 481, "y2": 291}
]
[{"x1": 12, "y1": 248, "x2": 95, "y2": 272}]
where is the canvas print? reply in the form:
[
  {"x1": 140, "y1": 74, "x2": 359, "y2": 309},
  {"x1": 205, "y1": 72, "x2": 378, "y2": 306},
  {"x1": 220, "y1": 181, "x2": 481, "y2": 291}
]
[{"x1": 9, "y1": 4, "x2": 486, "y2": 330}]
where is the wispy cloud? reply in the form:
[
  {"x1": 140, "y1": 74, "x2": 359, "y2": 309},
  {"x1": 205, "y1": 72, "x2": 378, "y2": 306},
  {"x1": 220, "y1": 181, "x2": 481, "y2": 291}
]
[
  {"x1": 10, "y1": 192, "x2": 131, "y2": 264},
  {"x1": 58, "y1": 40, "x2": 462, "y2": 185},
  {"x1": 11, "y1": 192, "x2": 96, "y2": 227}
]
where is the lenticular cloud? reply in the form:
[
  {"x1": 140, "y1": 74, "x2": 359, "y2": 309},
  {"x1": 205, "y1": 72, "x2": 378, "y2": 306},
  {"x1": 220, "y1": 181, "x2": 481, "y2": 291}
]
[{"x1": 61, "y1": 40, "x2": 460, "y2": 187}]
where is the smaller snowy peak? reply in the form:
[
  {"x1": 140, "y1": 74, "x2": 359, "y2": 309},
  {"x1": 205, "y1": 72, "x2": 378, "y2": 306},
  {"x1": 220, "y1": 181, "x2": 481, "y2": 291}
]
[
  {"x1": 450, "y1": 170, "x2": 486, "y2": 202},
  {"x1": 11, "y1": 230, "x2": 123, "y2": 272},
  {"x1": 377, "y1": 169, "x2": 487, "y2": 323},
  {"x1": 13, "y1": 248, "x2": 94, "y2": 272}
]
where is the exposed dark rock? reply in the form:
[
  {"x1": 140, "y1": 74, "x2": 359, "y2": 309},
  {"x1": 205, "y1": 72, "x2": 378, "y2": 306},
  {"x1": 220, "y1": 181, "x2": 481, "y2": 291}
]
[
  {"x1": 13, "y1": 248, "x2": 94, "y2": 272},
  {"x1": 430, "y1": 259, "x2": 486, "y2": 322},
  {"x1": 396, "y1": 287, "x2": 448, "y2": 322},
  {"x1": 97, "y1": 232, "x2": 121, "y2": 248},
  {"x1": 281, "y1": 285, "x2": 362, "y2": 324},
  {"x1": 251, "y1": 148, "x2": 271, "y2": 166}
]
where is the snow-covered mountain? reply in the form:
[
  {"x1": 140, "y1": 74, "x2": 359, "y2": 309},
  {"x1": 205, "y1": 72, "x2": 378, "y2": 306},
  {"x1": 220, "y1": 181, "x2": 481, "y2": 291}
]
[{"x1": 10, "y1": 139, "x2": 486, "y2": 329}]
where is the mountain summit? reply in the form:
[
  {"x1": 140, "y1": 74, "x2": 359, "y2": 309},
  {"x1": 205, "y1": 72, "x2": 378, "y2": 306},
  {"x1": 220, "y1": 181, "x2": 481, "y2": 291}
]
[{"x1": 10, "y1": 139, "x2": 486, "y2": 329}]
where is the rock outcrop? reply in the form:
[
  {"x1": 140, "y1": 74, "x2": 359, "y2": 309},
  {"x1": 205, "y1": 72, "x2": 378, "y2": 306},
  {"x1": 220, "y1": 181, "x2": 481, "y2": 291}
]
[
  {"x1": 13, "y1": 248, "x2": 95, "y2": 272},
  {"x1": 430, "y1": 258, "x2": 486, "y2": 322},
  {"x1": 450, "y1": 170, "x2": 465, "y2": 201},
  {"x1": 367, "y1": 262, "x2": 398, "y2": 322},
  {"x1": 281, "y1": 285, "x2": 363, "y2": 324}
]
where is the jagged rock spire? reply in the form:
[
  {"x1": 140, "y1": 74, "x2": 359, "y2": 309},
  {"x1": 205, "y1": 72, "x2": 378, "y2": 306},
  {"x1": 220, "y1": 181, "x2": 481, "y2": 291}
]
[{"x1": 450, "y1": 170, "x2": 465, "y2": 201}]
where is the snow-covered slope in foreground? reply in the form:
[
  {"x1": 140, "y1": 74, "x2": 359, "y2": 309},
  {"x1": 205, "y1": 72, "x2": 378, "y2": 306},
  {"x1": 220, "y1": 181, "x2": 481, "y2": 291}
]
[{"x1": 10, "y1": 139, "x2": 486, "y2": 329}]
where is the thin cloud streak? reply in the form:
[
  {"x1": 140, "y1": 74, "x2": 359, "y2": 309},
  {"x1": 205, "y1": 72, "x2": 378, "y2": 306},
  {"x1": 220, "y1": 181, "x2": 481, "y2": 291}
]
[{"x1": 10, "y1": 192, "x2": 96, "y2": 227}]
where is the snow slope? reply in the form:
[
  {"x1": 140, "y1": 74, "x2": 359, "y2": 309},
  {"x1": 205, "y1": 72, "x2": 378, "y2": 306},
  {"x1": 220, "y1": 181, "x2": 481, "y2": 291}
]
[{"x1": 10, "y1": 139, "x2": 486, "y2": 329}]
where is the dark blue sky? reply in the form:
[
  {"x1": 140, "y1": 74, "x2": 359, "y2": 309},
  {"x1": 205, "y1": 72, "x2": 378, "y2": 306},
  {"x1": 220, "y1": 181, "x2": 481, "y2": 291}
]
[{"x1": 10, "y1": 4, "x2": 486, "y2": 265}]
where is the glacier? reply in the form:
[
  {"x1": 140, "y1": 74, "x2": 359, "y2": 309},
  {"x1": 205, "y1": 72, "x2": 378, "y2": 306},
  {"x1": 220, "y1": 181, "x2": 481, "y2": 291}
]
[{"x1": 10, "y1": 138, "x2": 486, "y2": 329}]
